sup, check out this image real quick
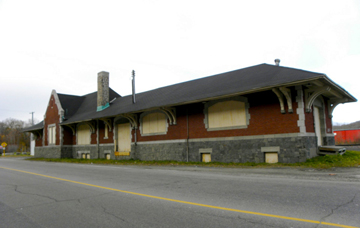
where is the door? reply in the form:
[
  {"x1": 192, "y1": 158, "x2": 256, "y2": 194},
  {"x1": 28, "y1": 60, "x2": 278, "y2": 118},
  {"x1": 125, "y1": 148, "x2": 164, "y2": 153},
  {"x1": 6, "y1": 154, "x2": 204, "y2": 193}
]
[
  {"x1": 117, "y1": 123, "x2": 131, "y2": 152},
  {"x1": 314, "y1": 106, "x2": 323, "y2": 146}
]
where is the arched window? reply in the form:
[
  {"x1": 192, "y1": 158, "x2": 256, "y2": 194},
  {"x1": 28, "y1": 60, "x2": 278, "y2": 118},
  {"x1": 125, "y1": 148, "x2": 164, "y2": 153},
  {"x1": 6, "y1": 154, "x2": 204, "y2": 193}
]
[
  {"x1": 77, "y1": 124, "x2": 91, "y2": 145},
  {"x1": 204, "y1": 97, "x2": 250, "y2": 131},
  {"x1": 140, "y1": 111, "x2": 168, "y2": 136}
]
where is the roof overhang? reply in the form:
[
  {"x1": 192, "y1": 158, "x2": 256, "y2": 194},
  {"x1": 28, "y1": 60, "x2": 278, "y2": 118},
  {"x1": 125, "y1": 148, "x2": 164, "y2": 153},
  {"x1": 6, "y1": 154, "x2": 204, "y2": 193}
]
[
  {"x1": 141, "y1": 75, "x2": 356, "y2": 109},
  {"x1": 59, "y1": 71, "x2": 357, "y2": 125},
  {"x1": 22, "y1": 121, "x2": 44, "y2": 137}
]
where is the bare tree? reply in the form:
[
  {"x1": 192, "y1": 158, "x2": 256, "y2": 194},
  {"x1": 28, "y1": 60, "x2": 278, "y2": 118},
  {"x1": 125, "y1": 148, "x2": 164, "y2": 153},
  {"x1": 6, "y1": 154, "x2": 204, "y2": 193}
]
[{"x1": 0, "y1": 118, "x2": 31, "y2": 152}]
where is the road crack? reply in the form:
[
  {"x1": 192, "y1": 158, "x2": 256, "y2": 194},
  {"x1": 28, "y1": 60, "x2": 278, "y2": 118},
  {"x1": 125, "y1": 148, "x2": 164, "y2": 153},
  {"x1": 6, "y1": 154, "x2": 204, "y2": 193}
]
[
  {"x1": 13, "y1": 185, "x2": 112, "y2": 209},
  {"x1": 237, "y1": 215, "x2": 282, "y2": 228},
  {"x1": 316, "y1": 191, "x2": 359, "y2": 228},
  {"x1": 100, "y1": 205, "x2": 132, "y2": 225}
]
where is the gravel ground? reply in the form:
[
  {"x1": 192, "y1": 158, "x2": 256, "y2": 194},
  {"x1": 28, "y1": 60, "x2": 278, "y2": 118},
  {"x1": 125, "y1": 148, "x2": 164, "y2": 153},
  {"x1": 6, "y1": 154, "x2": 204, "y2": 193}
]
[{"x1": 344, "y1": 145, "x2": 360, "y2": 151}]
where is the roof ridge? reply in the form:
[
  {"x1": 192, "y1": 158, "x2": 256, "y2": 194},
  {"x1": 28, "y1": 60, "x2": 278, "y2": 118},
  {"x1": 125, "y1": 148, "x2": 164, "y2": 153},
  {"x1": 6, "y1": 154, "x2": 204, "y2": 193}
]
[{"x1": 57, "y1": 93, "x2": 83, "y2": 98}]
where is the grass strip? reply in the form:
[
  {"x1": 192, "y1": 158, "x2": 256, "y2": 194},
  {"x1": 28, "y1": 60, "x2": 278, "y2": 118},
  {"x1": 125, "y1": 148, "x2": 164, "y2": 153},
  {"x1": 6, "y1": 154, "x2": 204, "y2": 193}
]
[{"x1": 23, "y1": 151, "x2": 360, "y2": 169}]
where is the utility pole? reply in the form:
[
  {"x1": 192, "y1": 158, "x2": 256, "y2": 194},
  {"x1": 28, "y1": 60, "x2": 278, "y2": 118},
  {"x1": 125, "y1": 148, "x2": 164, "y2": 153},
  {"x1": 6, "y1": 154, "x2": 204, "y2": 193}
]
[{"x1": 30, "y1": 112, "x2": 34, "y2": 125}]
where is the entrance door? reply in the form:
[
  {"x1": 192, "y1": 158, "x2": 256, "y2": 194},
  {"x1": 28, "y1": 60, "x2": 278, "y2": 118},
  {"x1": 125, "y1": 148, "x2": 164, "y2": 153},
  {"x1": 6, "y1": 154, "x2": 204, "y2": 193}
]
[
  {"x1": 314, "y1": 106, "x2": 323, "y2": 146},
  {"x1": 117, "y1": 123, "x2": 131, "y2": 152}
]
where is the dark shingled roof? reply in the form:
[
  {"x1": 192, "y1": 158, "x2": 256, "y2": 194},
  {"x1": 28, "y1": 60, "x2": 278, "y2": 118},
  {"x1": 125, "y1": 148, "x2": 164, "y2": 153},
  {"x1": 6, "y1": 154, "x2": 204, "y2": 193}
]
[
  {"x1": 58, "y1": 94, "x2": 84, "y2": 119},
  {"x1": 24, "y1": 63, "x2": 357, "y2": 129},
  {"x1": 22, "y1": 121, "x2": 44, "y2": 132},
  {"x1": 59, "y1": 88, "x2": 121, "y2": 122}
]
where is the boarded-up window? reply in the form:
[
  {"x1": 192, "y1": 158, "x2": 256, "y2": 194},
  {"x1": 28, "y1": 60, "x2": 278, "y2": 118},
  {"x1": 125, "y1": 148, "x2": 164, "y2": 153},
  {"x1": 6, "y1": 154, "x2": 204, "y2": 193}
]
[
  {"x1": 77, "y1": 124, "x2": 91, "y2": 145},
  {"x1": 117, "y1": 123, "x2": 131, "y2": 152},
  {"x1": 142, "y1": 112, "x2": 167, "y2": 135},
  {"x1": 48, "y1": 125, "x2": 56, "y2": 145},
  {"x1": 208, "y1": 100, "x2": 246, "y2": 129}
]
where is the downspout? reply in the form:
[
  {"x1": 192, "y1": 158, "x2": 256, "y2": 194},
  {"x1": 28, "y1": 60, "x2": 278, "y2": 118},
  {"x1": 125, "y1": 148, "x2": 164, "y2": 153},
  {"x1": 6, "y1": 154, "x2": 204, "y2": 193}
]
[
  {"x1": 114, "y1": 124, "x2": 117, "y2": 152},
  {"x1": 132, "y1": 70, "x2": 137, "y2": 159},
  {"x1": 186, "y1": 107, "x2": 189, "y2": 162},
  {"x1": 134, "y1": 127, "x2": 137, "y2": 159},
  {"x1": 132, "y1": 70, "x2": 136, "y2": 104},
  {"x1": 97, "y1": 120, "x2": 100, "y2": 158}
]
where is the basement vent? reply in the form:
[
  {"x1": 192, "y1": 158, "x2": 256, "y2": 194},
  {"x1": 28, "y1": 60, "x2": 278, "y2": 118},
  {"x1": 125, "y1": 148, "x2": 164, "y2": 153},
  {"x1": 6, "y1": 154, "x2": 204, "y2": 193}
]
[
  {"x1": 77, "y1": 151, "x2": 90, "y2": 159},
  {"x1": 199, "y1": 148, "x2": 212, "y2": 163}
]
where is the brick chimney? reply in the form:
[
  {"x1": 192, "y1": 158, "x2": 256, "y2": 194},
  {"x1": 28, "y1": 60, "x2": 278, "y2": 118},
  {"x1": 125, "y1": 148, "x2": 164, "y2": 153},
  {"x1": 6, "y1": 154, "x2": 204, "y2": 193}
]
[{"x1": 97, "y1": 71, "x2": 110, "y2": 111}]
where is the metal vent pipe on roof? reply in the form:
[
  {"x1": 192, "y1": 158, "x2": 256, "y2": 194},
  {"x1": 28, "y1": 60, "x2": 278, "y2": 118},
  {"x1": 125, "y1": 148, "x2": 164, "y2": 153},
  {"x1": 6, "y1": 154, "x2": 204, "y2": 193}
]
[
  {"x1": 132, "y1": 70, "x2": 136, "y2": 104},
  {"x1": 275, "y1": 59, "x2": 280, "y2": 66}
]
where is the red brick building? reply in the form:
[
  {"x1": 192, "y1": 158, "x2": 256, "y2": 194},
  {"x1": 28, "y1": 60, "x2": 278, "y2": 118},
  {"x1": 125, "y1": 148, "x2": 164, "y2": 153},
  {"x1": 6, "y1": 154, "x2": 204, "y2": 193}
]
[{"x1": 25, "y1": 62, "x2": 356, "y2": 163}]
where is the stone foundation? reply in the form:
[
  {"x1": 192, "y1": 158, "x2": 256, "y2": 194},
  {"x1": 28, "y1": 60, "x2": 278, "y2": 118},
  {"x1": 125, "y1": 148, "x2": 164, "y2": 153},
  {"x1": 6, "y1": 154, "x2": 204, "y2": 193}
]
[
  {"x1": 133, "y1": 140, "x2": 187, "y2": 161},
  {"x1": 34, "y1": 134, "x2": 330, "y2": 163},
  {"x1": 35, "y1": 146, "x2": 62, "y2": 158},
  {"x1": 323, "y1": 136, "x2": 335, "y2": 146},
  {"x1": 132, "y1": 135, "x2": 318, "y2": 163},
  {"x1": 72, "y1": 145, "x2": 98, "y2": 159},
  {"x1": 99, "y1": 144, "x2": 114, "y2": 159}
]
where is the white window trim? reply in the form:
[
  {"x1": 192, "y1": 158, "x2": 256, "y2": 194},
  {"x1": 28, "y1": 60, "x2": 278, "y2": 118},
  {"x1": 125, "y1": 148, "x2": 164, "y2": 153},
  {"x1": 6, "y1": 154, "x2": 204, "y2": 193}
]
[
  {"x1": 47, "y1": 124, "x2": 56, "y2": 145},
  {"x1": 203, "y1": 96, "x2": 250, "y2": 131},
  {"x1": 139, "y1": 110, "x2": 169, "y2": 136}
]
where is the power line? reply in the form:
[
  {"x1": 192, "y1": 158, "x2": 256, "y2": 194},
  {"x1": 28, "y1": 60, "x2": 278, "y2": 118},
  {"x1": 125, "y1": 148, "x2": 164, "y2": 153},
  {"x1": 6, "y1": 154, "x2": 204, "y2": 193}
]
[{"x1": 0, "y1": 109, "x2": 33, "y2": 113}]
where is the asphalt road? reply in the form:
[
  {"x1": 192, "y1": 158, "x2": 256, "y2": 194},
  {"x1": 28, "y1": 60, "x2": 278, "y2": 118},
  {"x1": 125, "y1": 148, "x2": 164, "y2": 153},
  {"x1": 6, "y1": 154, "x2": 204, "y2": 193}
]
[{"x1": 0, "y1": 158, "x2": 359, "y2": 228}]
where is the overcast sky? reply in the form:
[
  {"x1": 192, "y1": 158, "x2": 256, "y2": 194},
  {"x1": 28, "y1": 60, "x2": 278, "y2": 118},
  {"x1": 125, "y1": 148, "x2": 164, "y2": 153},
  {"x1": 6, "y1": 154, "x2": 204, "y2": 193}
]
[{"x1": 0, "y1": 0, "x2": 359, "y2": 125}]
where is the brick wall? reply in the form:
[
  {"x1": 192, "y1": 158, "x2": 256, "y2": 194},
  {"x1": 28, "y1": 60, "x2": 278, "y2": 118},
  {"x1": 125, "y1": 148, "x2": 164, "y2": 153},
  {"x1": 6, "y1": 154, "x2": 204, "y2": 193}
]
[
  {"x1": 91, "y1": 131, "x2": 97, "y2": 144},
  {"x1": 305, "y1": 110, "x2": 315, "y2": 133},
  {"x1": 39, "y1": 88, "x2": 332, "y2": 146},
  {"x1": 44, "y1": 95, "x2": 60, "y2": 146},
  {"x1": 35, "y1": 135, "x2": 42, "y2": 147},
  {"x1": 304, "y1": 97, "x2": 333, "y2": 133},
  {"x1": 62, "y1": 125, "x2": 74, "y2": 145},
  {"x1": 136, "y1": 90, "x2": 301, "y2": 142},
  {"x1": 135, "y1": 106, "x2": 188, "y2": 142},
  {"x1": 99, "y1": 121, "x2": 114, "y2": 144}
]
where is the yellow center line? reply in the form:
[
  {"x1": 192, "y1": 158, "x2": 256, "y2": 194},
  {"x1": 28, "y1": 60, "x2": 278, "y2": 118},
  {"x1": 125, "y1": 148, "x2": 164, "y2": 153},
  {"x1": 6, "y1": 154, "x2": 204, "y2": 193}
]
[{"x1": 1, "y1": 166, "x2": 358, "y2": 228}]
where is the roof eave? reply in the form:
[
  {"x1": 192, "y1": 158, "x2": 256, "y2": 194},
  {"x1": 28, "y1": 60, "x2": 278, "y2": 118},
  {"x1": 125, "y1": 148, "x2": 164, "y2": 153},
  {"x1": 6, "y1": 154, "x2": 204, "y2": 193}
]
[{"x1": 320, "y1": 75, "x2": 357, "y2": 102}]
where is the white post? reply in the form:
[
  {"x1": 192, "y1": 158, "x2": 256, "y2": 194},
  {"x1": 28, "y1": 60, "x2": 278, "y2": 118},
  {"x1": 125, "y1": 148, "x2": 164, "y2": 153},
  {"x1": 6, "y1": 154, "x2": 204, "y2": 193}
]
[{"x1": 30, "y1": 112, "x2": 35, "y2": 156}]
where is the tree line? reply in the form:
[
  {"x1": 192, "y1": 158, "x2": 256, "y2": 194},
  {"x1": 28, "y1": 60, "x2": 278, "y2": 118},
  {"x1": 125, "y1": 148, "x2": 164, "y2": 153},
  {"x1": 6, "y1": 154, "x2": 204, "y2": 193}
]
[
  {"x1": 333, "y1": 120, "x2": 360, "y2": 131},
  {"x1": 0, "y1": 118, "x2": 37, "y2": 153}
]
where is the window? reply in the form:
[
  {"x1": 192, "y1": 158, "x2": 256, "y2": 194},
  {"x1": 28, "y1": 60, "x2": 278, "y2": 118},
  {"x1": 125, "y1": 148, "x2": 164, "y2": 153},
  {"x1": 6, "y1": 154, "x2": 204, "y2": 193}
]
[
  {"x1": 104, "y1": 124, "x2": 108, "y2": 139},
  {"x1": 204, "y1": 97, "x2": 250, "y2": 131},
  {"x1": 48, "y1": 124, "x2": 56, "y2": 145},
  {"x1": 140, "y1": 111, "x2": 168, "y2": 136},
  {"x1": 77, "y1": 124, "x2": 91, "y2": 145}
]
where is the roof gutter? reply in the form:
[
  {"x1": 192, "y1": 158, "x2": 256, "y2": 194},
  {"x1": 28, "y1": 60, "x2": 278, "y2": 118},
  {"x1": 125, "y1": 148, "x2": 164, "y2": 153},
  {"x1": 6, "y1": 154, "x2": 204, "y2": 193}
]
[{"x1": 60, "y1": 119, "x2": 94, "y2": 126}]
